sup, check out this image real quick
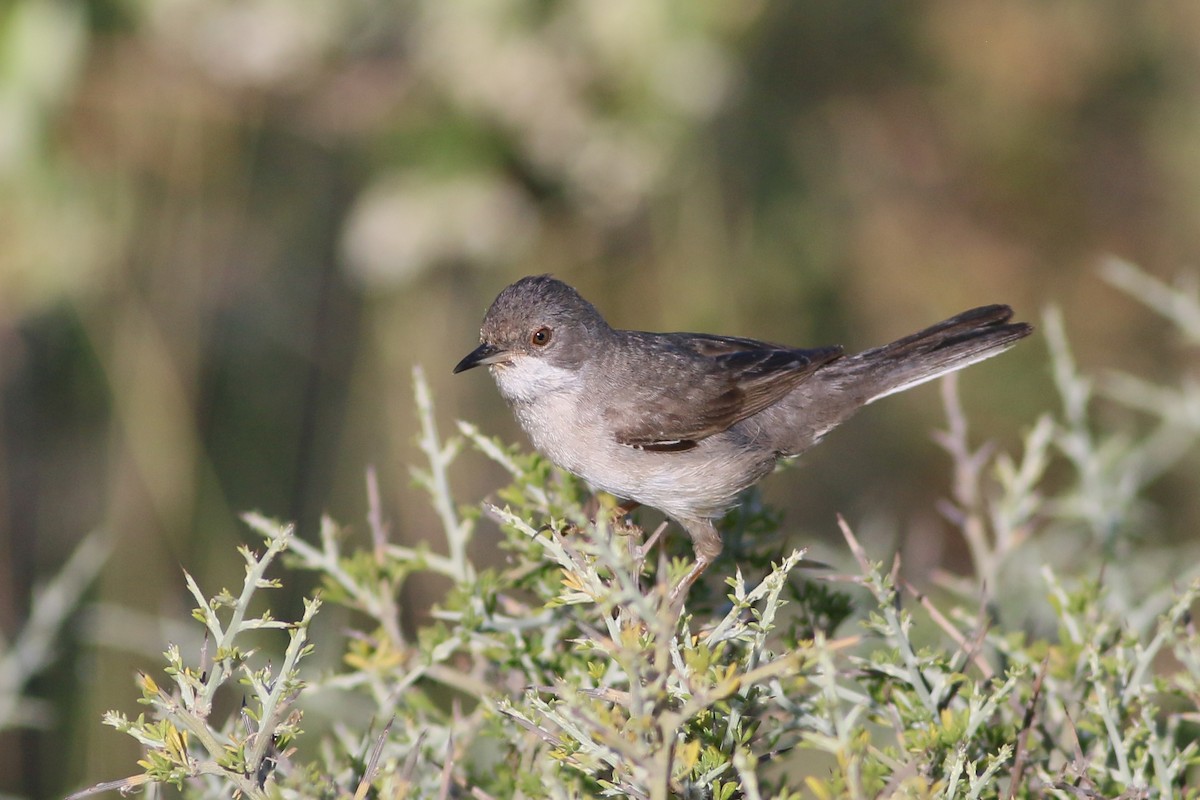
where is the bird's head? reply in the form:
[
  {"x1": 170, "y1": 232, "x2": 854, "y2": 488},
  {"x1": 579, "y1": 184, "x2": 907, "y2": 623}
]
[{"x1": 453, "y1": 275, "x2": 610, "y2": 401}]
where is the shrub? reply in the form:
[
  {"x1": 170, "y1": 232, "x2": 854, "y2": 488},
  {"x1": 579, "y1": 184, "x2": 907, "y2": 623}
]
[{"x1": 71, "y1": 264, "x2": 1200, "y2": 799}]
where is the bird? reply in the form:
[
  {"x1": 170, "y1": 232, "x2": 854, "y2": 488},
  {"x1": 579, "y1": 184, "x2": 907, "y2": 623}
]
[{"x1": 454, "y1": 275, "x2": 1032, "y2": 604}]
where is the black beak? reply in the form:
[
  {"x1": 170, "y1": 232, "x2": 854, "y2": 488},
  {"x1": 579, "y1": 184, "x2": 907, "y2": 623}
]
[{"x1": 453, "y1": 342, "x2": 507, "y2": 373}]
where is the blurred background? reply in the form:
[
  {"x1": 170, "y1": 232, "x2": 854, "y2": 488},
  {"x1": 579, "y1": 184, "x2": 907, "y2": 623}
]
[{"x1": 2, "y1": 0, "x2": 1199, "y2": 795}]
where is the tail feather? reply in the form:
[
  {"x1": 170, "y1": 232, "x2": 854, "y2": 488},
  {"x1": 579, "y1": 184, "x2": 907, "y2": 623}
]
[
  {"x1": 849, "y1": 305, "x2": 1033, "y2": 404},
  {"x1": 766, "y1": 305, "x2": 1031, "y2": 457}
]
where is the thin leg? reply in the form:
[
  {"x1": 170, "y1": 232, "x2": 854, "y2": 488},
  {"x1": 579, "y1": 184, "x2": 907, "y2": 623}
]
[
  {"x1": 641, "y1": 521, "x2": 668, "y2": 555},
  {"x1": 668, "y1": 555, "x2": 712, "y2": 607},
  {"x1": 583, "y1": 494, "x2": 642, "y2": 523},
  {"x1": 669, "y1": 519, "x2": 722, "y2": 607},
  {"x1": 616, "y1": 499, "x2": 642, "y2": 517}
]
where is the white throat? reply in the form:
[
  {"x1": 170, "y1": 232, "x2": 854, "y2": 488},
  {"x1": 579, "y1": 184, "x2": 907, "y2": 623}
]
[{"x1": 489, "y1": 356, "x2": 577, "y2": 405}]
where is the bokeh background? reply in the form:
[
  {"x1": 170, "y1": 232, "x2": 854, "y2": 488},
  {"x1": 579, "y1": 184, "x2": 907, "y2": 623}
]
[{"x1": 2, "y1": 0, "x2": 1199, "y2": 795}]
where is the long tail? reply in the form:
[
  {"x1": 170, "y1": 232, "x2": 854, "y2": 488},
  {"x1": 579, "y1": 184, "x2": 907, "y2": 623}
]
[
  {"x1": 770, "y1": 305, "x2": 1032, "y2": 456},
  {"x1": 848, "y1": 304, "x2": 1033, "y2": 405}
]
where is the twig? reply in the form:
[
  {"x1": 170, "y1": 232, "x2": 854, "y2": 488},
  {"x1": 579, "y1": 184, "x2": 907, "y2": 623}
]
[
  {"x1": 353, "y1": 717, "x2": 397, "y2": 800},
  {"x1": 0, "y1": 531, "x2": 110, "y2": 730},
  {"x1": 1007, "y1": 655, "x2": 1049, "y2": 800},
  {"x1": 901, "y1": 577, "x2": 995, "y2": 680},
  {"x1": 413, "y1": 365, "x2": 475, "y2": 583}
]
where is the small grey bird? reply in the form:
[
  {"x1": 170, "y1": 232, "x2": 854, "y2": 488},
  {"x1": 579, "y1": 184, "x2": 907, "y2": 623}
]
[{"x1": 454, "y1": 275, "x2": 1032, "y2": 603}]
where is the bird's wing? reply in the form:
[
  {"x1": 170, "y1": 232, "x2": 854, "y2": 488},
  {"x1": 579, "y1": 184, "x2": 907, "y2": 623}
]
[{"x1": 608, "y1": 333, "x2": 843, "y2": 451}]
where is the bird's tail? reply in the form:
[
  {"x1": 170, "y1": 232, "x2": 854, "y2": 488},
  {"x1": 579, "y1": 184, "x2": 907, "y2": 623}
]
[
  {"x1": 844, "y1": 304, "x2": 1033, "y2": 405},
  {"x1": 765, "y1": 305, "x2": 1032, "y2": 457}
]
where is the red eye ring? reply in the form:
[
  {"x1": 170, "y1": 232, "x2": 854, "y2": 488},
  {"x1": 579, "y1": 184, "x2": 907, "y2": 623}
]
[{"x1": 530, "y1": 326, "x2": 552, "y2": 347}]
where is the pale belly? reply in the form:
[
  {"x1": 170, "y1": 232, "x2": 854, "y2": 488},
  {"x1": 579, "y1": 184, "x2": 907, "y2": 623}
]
[{"x1": 513, "y1": 396, "x2": 777, "y2": 521}]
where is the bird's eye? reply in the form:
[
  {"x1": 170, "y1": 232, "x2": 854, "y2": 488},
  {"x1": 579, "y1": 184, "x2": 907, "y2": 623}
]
[{"x1": 530, "y1": 326, "x2": 552, "y2": 347}]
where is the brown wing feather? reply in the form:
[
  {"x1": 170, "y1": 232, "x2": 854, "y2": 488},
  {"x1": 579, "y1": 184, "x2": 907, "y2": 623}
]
[{"x1": 611, "y1": 334, "x2": 843, "y2": 450}]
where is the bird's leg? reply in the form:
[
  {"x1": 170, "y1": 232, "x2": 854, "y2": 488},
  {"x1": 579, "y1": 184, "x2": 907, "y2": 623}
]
[
  {"x1": 630, "y1": 520, "x2": 670, "y2": 590},
  {"x1": 641, "y1": 520, "x2": 668, "y2": 554},
  {"x1": 615, "y1": 499, "x2": 642, "y2": 517},
  {"x1": 575, "y1": 495, "x2": 650, "y2": 587},
  {"x1": 669, "y1": 519, "x2": 722, "y2": 607},
  {"x1": 668, "y1": 558, "x2": 710, "y2": 607},
  {"x1": 581, "y1": 495, "x2": 641, "y2": 527}
]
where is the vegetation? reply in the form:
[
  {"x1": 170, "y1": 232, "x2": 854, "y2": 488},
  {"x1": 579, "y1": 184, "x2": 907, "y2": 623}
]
[
  {"x1": 5, "y1": 2, "x2": 1200, "y2": 794},
  {"x1": 55, "y1": 267, "x2": 1200, "y2": 798}
]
